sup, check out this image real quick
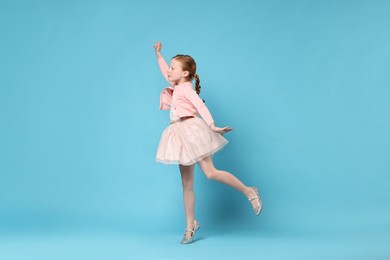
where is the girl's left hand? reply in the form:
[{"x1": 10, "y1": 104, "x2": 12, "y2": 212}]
[
  {"x1": 154, "y1": 41, "x2": 162, "y2": 52},
  {"x1": 210, "y1": 125, "x2": 233, "y2": 134}
]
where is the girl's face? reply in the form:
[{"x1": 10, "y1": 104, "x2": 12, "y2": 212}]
[{"x1": 168, "y1": 59, "x2": 189, "y2": 84}]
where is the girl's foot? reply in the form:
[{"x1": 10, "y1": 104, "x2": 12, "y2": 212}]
[
  {"x1": 181, "y1": 219, "x2": 200, "y2": 244},
  {"x1": 247, "y1": 186, "x2": 263, "y2": 215}
]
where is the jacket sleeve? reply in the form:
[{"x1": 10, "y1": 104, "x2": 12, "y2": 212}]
[
  {"x1": 160, "y1": 87, "x2": 174, "y2": 110},
  {"x1": 158, "y1": 57, "x2": 175, "y2": 87},
  {"x1": 183, "y1": 86, "x2": 215, "y2": 126}
]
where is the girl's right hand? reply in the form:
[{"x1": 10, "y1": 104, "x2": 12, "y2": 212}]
[
  {"x1": 210, "y1": 124, "x2": 233, "y2": 135},
  {"x1": 154, "y1": 41, "x2": 162, "y2": 52}
]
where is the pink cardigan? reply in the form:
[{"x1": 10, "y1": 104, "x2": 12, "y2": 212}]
[{"x1": 158, "y1": 57, "x2": 214, "y2": 126}]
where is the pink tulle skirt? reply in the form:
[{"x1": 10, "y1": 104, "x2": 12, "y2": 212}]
[{"x1": 156, "y1": 117, "x2": 228, "y2": 166}]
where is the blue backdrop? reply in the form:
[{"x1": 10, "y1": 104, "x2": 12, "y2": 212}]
[{"x1": 1, "y1": 0, "x2": 389, "y2": 259}]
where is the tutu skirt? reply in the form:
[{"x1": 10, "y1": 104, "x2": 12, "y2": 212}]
[{"x1": 156, "y1": 117, "x2": 228, "y2": 166}]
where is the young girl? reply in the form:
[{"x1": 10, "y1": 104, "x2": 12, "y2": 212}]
[{"x1": 153, "y1": 41, "x2": 262, "y2": 244}]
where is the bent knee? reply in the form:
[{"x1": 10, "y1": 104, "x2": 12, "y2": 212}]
[{"x1": 205, "y1": 169, "x2": 221, "y2": 180}]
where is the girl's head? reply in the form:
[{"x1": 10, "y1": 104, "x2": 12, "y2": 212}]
[{"x1": 168, "y1": 55, "x2": 201, "y2": 95}]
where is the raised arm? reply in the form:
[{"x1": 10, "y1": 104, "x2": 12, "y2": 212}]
[{"x1": 154, "y1": 41, "x2": 174, "y2": 86}]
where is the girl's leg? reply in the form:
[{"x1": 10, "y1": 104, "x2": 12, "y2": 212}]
[
  {"x1": 197, "y1": 156, "x2": 260, "y2": 209},
  {"x1": 179, "y1": 164, "x2": 198, "y2": 233}
]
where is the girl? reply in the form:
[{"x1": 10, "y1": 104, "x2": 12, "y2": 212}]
[{"x1": 153, "y1": 41, "x2": 262, "y2": 244}]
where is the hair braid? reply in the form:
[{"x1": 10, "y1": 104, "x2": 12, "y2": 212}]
[{"x1": 194, "y1": 73, "x2": 201, "y2": 95}]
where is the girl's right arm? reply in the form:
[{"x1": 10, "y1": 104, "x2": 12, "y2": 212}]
[{"x1": 154, "y1": 41, "x2": 174, "y2": 86}]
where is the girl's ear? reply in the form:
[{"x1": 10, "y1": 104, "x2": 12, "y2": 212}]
[{"x1": 182, "y1": 70, "x2": 189, "y2": 77}]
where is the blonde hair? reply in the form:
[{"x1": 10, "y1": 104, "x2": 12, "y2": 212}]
[{"x1": 172, "y1": 54, "x2": 201, "y2": 95}]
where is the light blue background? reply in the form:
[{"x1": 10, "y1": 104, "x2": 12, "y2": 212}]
[{"x1": 1, "y1": 0, "x2": 389, "y2": 259}]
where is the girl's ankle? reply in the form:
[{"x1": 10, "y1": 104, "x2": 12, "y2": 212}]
[
  {"x1": 244, "y1": 187, "x2": 254, "y2": 197},
  {"x1": 186, "y1": 219, "x2": 197, "y2": 229}
]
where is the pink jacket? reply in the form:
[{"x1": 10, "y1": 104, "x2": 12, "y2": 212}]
[{"x1": 158, "y1": 57, "x2": 214, "y2": 126}]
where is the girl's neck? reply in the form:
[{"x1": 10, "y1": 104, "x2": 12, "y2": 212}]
[{"x1": 175, "y1": 79, "x2": 191, "y2": 86}]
